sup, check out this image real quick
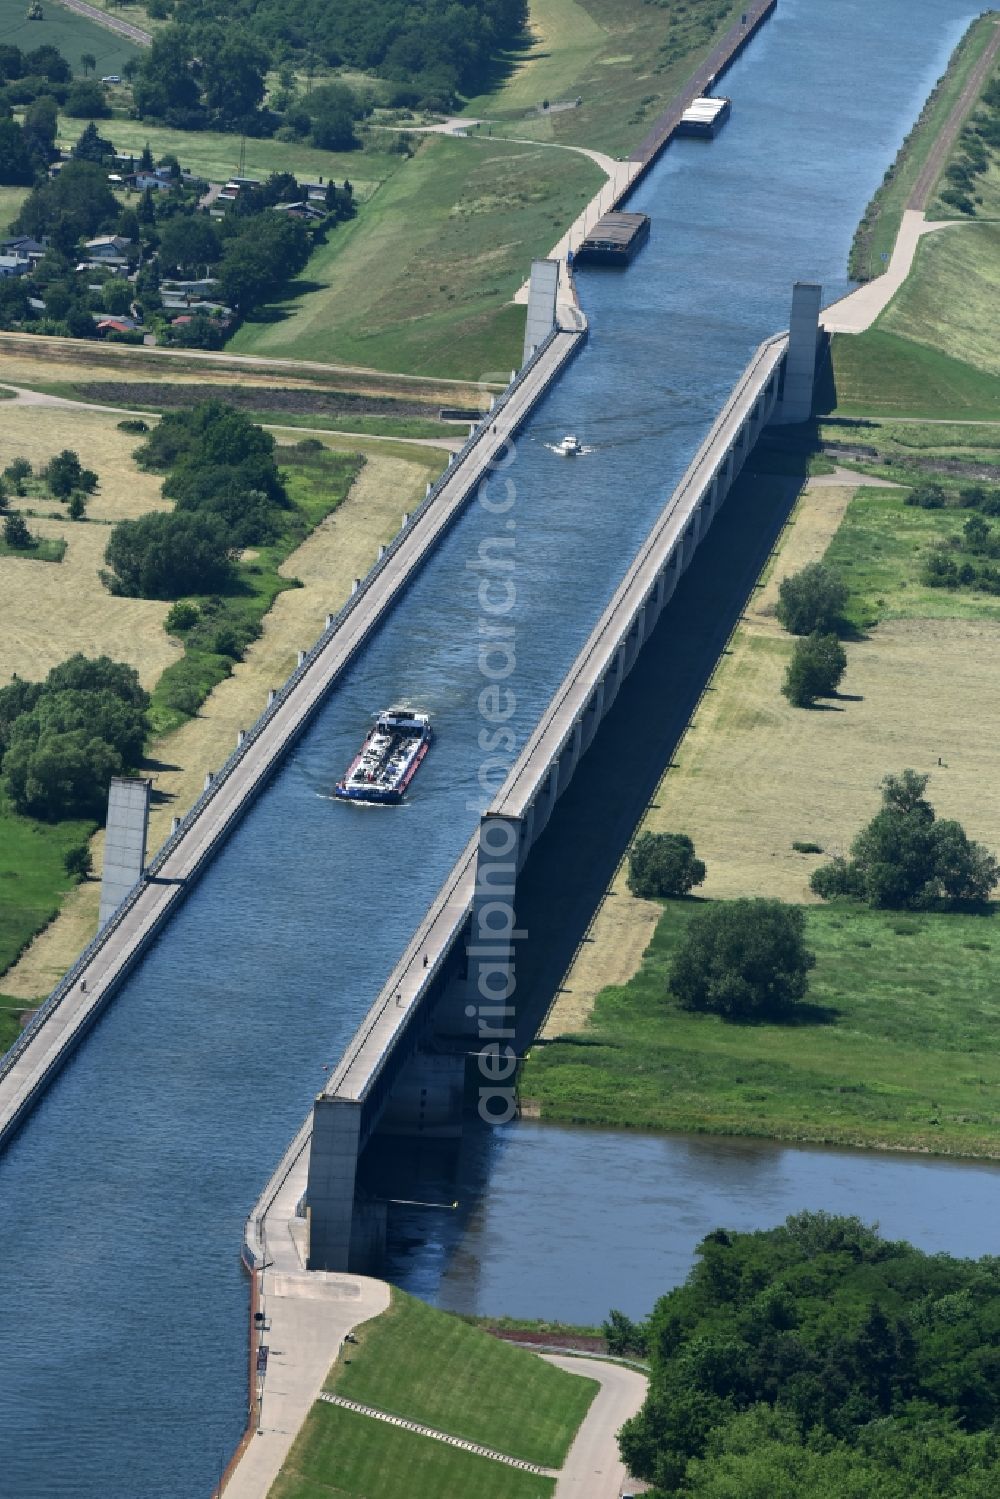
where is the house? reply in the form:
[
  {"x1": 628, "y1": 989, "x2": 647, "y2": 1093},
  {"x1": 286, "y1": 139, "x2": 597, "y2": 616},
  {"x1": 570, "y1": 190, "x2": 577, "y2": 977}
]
[
  {"x1": 2, "y1": 235, "x2": 46, "y2": 265},
  {"x1": 85, "y1": 236, "x2": 134, "y2": 262},
  {"x1": 299, "y1": 180, "x2": 329, "y2": 203},
  {"x1": 272, "y1": 200, "x2": 325, "y2": 223},
  {"x1": 96, "y1": 316, "x2": 138, "y2": 336},
  {"x1": 0, "y1": 254, "x2": 29, "y2": 278},
  {"x1": 124, "y1": 168, "x2": 174, "y2": 192}
]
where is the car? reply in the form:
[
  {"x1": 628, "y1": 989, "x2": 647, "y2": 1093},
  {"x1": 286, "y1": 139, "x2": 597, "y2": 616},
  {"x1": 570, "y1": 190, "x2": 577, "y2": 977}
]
[{"x1": 101, "y1": 74, "x2": 121, "y2": 84}]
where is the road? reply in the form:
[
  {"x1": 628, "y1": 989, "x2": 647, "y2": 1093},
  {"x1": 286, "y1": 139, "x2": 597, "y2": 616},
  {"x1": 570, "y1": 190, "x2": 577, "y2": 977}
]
[
  {"x1": 821, "y1": 209, "x2": 954, "y2": 334},
  {"x1": 540, "y1": 1355, "x2": 648, "y2": 1498},
  {"x1": 909, "y1": 17, "x2": 1000, "y2": 210},
  {"x1": 54, "y1": 0, "x2": 152, "y2": 46}
]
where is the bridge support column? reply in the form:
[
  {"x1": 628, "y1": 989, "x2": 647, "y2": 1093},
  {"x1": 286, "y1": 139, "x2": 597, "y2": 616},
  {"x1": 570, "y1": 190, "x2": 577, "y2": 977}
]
[
  {"x1": 623, "y1": 607, "x2": 646, "y2": 672},
  {"x1": 305, "y1": 1096, "x2": 363, "y2": 1272},
  {"x1": 772, "y1": 281, "x2": 822, "y2": 424},
  {"x1": 99, "y1": 776, "x2": 151, "y2": 928},
  {"x1": 556, "y1": 718, "x2": 584, "y2": 796},
  {"x1": 579, "y1": 679, "x2": 605, "y2": 754}
]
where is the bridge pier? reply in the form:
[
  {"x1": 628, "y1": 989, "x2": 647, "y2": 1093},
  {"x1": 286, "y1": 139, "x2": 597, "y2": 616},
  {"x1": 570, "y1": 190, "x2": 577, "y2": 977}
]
[
  {"x1": 305, "y1": 1096, "x2": 363, "y2": 1271},
  {"x1": 772, "y1": 281, "x2": 822, "y2": 424}
]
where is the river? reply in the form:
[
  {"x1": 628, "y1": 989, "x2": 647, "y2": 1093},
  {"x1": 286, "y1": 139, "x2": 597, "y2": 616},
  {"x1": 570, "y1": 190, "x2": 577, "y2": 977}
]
[{"x1": 0, "y1": 1, "x2": 985, "y2": 1493}]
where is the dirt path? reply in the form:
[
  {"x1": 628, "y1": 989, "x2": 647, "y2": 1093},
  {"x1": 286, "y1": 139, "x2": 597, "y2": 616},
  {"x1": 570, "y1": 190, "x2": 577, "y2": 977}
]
[
  {"x1": 910, "y1": 17, "x2": 1000, "y2": 210},
  {"x1": 53, "y1": 0, "x2": 152, "y2": 47}
]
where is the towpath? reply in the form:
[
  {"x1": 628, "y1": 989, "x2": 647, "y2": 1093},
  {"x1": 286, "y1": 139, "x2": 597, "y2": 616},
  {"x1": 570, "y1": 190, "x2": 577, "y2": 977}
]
[{"x1": 821, "y1": 210, "x2": 955, "y2": 334}]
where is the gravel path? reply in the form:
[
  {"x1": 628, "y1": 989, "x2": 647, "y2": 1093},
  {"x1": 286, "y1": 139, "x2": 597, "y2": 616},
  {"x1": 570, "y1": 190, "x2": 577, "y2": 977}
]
[{"x1": 54, "y1": 0, "x2": 152, "y2": 47}]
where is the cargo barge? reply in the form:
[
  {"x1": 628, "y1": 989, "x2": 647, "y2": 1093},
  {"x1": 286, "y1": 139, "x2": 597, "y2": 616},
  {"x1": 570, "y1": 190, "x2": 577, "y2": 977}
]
[
  {"x1": 574, "y1": 212, "x2": 651, "y2": 267},
  {"x1": 334, "y1": 708, "x2": 432, "y2": 804},
  {"x1": 676, "y1": 95, "x2": 732, "y2": 138}
]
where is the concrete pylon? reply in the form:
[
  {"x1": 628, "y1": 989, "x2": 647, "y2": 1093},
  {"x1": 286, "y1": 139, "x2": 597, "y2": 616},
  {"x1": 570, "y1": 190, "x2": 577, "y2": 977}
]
[
  {"x1": 99, "y1": 776, "x2": 151, "y2": 927},
  {"x1": 772, "y1": 281, "x2": 822, "y2": 425},
  {"x1": 522, "y1": 259, "x2": 560, "y2": 365},
  {"x1": 306, "y1": 1095, "x2": 363, "y2": 1271}
]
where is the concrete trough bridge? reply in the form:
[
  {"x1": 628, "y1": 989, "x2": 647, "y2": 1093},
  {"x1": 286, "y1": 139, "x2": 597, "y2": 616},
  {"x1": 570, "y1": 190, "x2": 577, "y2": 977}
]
[{"x1": 301, "y1": 283, "x2": 823, "y2": 1271}]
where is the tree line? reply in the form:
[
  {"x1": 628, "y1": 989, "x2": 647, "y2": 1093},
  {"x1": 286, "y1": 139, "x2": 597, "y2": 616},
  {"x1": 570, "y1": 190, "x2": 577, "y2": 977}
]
[{"x1": 615, "y1": 1212, "x2": 1000, "y2": 1497}]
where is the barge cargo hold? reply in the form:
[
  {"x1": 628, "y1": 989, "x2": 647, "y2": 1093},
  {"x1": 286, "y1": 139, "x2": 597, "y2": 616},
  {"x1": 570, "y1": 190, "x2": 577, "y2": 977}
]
[
  {"x1": 334, "y1": 708, "x2": 432, "y2": 804},
  {"x1": 677, "y1": 95, "x2": 732, "y2": 138},
  {"x1": 574, "y1": 211, "x2": 651, "y2": 267}
]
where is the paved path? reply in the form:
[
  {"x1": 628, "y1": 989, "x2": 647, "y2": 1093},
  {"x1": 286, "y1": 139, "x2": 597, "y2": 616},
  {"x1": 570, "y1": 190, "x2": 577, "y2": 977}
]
[
  {"x1": 821, "y1": 210, "x2": 955, "y2": 334},
  {"x1": 54, "y1": 0, "x2": 152, "y2": 46},
  {"x1": 223, "y1": 1131, "x2": 390, "y2": 1499},
  {"x1": 909, "y1": 17, "x2": 1000, "y2": 210},
  {"x1": 540, "y1": 1355, "x2": 648, "y2": 1498}
]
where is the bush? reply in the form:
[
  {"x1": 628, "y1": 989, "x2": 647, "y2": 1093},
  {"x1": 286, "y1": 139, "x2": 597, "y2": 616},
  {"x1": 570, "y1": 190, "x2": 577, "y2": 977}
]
[
  {"x1": 3, "y1": 512, "x2": 32, "y2": 548},
  {"x1": 67, "y1": 493, "x2": 86, "y2": 521},
  {"x1": 775, "y1": 563, "x2": 848, "y2": 636},
  {"x1": 791, "y1": 840, "x2": 823, "y2": 854},
  {"x1": 63, "y1": 843, "x2": 92, "y2": 880},
  {"x1": 628, "y1": 831, "x2": 706, "y2": 899},
  {"x1": 117, "y1": 418, "x2": 149, "y2": 435},
  {"x1": 669, "y1": 899, "x2": 816, "y2": 1021},
  {"x1": 905, "y1": 481, "x2": 946, "y2": 509},
  {"x1": 782, "y1": 632, "x2": 847, "y2": 707},
  {"x1": 164, "y1": 599, "x2": 199, "y2": 632}
]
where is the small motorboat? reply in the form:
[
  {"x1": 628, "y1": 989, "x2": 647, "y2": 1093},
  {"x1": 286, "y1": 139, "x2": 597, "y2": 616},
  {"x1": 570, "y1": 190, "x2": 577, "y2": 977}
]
[{"x1": 556, "y1": 433, "x2": 583, "y2": 456}]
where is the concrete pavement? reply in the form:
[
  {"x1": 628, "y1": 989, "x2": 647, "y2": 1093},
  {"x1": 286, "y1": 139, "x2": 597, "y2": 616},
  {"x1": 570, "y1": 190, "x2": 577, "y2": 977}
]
[
  {"x1": 821, "y1": 210, "x2": 954, "y2": 334},
  {"x1": 540, "y1": 1355, "x2": 648, "y2": 1499},
  {"x1": 223, "y1": 1129, "x2": 390, "y2": 1499}
]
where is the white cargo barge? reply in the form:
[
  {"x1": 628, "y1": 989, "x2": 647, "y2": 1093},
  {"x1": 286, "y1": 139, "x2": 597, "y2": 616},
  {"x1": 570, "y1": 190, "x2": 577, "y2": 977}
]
[{"x1": 334, "y1": 708, "x2": 432, "y2": 804}]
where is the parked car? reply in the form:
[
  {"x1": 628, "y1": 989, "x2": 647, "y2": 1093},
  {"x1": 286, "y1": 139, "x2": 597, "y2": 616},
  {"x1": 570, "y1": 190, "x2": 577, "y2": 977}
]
[{"x1": 101, "y1": 74, "x2": 121, "y2": 84}]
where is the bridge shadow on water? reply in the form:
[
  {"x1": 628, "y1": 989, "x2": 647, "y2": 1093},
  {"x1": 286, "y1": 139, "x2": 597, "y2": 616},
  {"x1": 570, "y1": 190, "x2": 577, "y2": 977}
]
[{"x1": 363, "y1": 464, "x2": 806, "y2": 1264}]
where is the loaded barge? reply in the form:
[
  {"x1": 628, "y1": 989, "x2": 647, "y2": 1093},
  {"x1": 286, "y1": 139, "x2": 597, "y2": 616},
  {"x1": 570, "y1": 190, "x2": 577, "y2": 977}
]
[
  {"x1": 574, "y1": 211, "x2": 651, "y2": 267},
  {"x1": 334, "y1": 708, "x2": 432, "y2": 804}
]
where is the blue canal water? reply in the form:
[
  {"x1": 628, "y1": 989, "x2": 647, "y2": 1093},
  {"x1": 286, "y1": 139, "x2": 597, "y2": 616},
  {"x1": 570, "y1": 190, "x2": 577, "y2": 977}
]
[{"x1": 0, "y1": 2, "x2": 986, "y2": 1493}]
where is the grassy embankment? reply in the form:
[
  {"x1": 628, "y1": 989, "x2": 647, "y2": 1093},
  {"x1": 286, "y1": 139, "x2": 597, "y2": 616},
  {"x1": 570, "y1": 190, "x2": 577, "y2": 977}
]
[
  {"x1": 270, "y1": 1289, "x2": 597, "y2": 1499},
  {"x1": 227, "y1": 134, "x2": 602, "y2": 379},
  {"x1": 525, "y1": 196, "x2": 1000, "y2": 1157},
  {"x1": 848, "y1": 12, "x2": 998, "y2": 280},
  {"x1": 227, "y1": 0, "x2": 750, "y2": 376}
]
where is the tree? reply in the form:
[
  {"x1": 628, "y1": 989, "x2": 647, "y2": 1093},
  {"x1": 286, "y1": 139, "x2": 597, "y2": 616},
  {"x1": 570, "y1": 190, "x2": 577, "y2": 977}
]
[
  {"x1": 80, "y1": 51, "x2": 96, "y2": 75},
  {"x1": 669, "y1": 899, "x2": 815, "y2": 1021},
  {"x1": 21, "y1": 94, "x2": 58, "y2": 166},
  {"x1": 782, "y1": 631, "x2": 847, "y2": 707},
  {"x1": 156, "y1": 213, "x2": 220, "y2": 274},
  {"x1": 13, "y1": 158, "x2": 119, "y2": 243},
  {"x1": 628, "y1": 831, "x2": 706, "y2": 899},
  {"x1": 66, "y1": 79, "x2": 113, "y2": 117},
  {"x1": 68, "y1": 493, "x2": 86, "y2": 520},
  {"x1": 775, "y1": 562, "x2": 848, "y2": 636},
  {"x1": 46, "y1": 449, "x2": 96, "y2": 499},
  {"x1": 3, "y1": 512, "x2": 32, "y2": 548},
  {"x1": 103, "y1": 509, "x2": 236, "y2": 598},
  {"x1": 72, "y1": 119, "x2": 114, "y2": 161},
  {"x1": 202, "y1": 33, "x2": 268, "y2": 125},
  {"x1": 0, "y1": 118, "x2": 34, "y2": 185},
  {"x1": 811, "y1": 770, "x2": 999, "y2": 910},
  {"x1": 25, "y1": 44, "x2": 71, "y2": 83},
  {"x1": 306, "y1": 82, "x2": 360, "y2": 150},
  {"x1": 4, "y1": 727, "x2": 119, "y2": 819},
  {"x1": 132, "y1": 26, "x2": 203, "y2": 121}
]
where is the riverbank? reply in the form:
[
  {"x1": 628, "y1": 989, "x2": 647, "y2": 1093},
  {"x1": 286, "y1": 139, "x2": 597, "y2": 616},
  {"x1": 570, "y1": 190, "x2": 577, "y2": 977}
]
[
  {"x1": 526, "y1": 898, "x2": 1000, "y2": 1158},
  {"x1": 849, "y1": 11, "x2": 1000, "y2": 280}
]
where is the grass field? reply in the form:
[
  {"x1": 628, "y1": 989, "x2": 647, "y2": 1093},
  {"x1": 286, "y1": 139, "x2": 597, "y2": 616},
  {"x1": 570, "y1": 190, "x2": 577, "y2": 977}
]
[
  {"x1": 525, "y1": 898, "x2": 1000, "y2": 1158},
  {"x1": 0, "y1": 184, "x2": 30, "y2": 237},
  {"x1": 270, "y1": 1401, "x2": 555, "y2": 1499},
  {"x1": 877, "y1": 223, "x2": 1000, "y2": 377},
  {"x1": 849, "y1": 13, "x2": 999, "y2": 280},
  {"x1": 227, "y1": 135, "x2": 601, "y2": 378},
  {"x1": 1, "y1": 434, "x2": 443, "y2": 1002},
  {"x1": 325, "y1": 1290, "x2": 596, "y2": 1469},
  {"x1": 0, "y1": 0, "x2": 138, "y2": 79},
  {"x1": 821, "y1": 330, "x2": 1000, "y2": 421},
  {"x1": 464, "y1": 0, "x2": 749, "y2": 157},
  {"x1": 51, "y1": 115, "x2": 398, "y2": 196}
]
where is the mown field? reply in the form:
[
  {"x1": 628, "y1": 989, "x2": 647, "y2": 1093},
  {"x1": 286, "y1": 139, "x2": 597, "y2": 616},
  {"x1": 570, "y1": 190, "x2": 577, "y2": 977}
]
[
  {"x1": 271, "y1": 1289, "x2": 598, "y2": 1499},
  {"x1": 227, "y1": 134, "x2": 601, "y2": 378},
  {"x1": 525, "y1": 897, "x2": 1000, "y2": 1159},
  {"x1": 822, "y1": 330, "x2": 1000, "y2": 421},
  {"x1": 877, "y1": 222, "x2": 1000, "y2": 377},
  {"x1": 0, "y1": 0, "x2": 138, "y2": 78}
]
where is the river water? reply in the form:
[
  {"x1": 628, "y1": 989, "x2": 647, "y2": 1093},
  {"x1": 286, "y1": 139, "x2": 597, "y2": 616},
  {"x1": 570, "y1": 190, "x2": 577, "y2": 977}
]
[{"x1": 0, "y1": 1, "x2": 986, "y2": 1494}]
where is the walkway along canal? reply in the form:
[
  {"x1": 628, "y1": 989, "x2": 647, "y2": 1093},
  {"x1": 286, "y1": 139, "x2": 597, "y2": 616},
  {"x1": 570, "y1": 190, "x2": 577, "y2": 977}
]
[{"x1": 0, "y1": 2, "x2": 986, "y2": 1494}]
